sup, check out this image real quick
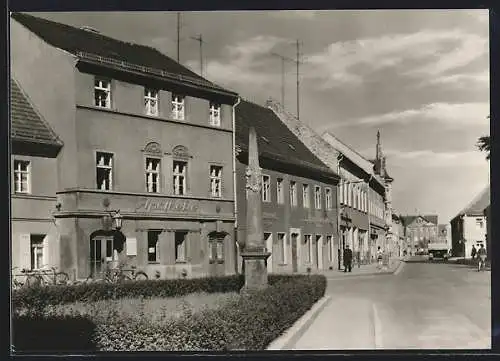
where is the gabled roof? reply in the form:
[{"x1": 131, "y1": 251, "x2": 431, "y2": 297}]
[
  {"x1": 11, "y1": 12, "x2": 236, "y2": 97},
  {"x1": 10, "y1": 77, "x2": 62, "y2": 147},
  {"x1": 235, "y1": 100, "x2": 337, "y2": 179},
  {"x1": 401, "y1": 214, "x2": 438, "y2": 227},
  {"x1": 423, "y1": 215, "x2": 438, "y2": 225},
  {"x1": 455, "y1": 186, "x2": 490, "y2": 218}
]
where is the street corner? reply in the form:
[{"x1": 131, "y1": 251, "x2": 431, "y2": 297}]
[{"x1": 266, "y1": 295, "x2": 332, "y2": 350}]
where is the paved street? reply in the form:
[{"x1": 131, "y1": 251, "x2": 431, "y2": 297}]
[{"x1": 290, "y1": 260, "x2": 491, "y2": 350}]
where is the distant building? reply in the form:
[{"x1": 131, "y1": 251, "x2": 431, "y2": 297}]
[
  {"x1": 401, "y1": 215, "x2": 439, "y2": 254},
  {"x1": 450, "y1": 186, "x2": 489, "y2": 258},
  {"x1": 484, "y1": 204, "x2": 491, "y2": 258},
  {"x1": 235, "y1": 100, "x2": 340, "y2": 274},
  {"x1": 392, "y1": 214, "x2": 405, "y2": 257}
]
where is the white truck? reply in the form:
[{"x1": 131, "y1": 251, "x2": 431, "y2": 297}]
[{"x1": 428, "y1": 243, "x2": 450, "y2": 260}]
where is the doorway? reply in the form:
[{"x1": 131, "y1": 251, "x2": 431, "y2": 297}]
[
  {"x1": 90, "y1": 236, "x2": 117, "y2": 277},
  {"x1": 291, "y1": 233, "x2": 298, "y2": 273}
]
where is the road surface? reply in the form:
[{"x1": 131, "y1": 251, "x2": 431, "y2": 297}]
[{"x1": 290, "y1": 260, "x2": 491, "y2": 350}]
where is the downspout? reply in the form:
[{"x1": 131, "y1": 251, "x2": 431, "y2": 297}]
[
  {"x1": 336, "y1": 153, "x2": 344, "y2": 270},
  {"x1": 232, "y1": 96, "x2": 241, "y2": 274}
]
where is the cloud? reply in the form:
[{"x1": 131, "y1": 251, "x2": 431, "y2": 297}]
[
  {"x1": 332, "y1": 102, "x2": 490, "y2": 128},
  {"x1": 303, "y1": 28, "x2": 487, "y2": 89},
  {"x1": 194, "y1": 35, "x2": 287, "y2": 88},
  {"x1": 425, "y1": 71, "x2": 489, "y2": 87},
  {"x1": 361, "y1": 149, "x2": 489, "y2": 168}
]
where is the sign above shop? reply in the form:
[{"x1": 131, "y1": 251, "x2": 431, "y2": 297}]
[{"x1": 136, "y1": 198, "x2": 199, "y2": 213}]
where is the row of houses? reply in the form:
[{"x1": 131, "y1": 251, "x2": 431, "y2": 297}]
[{"x1": 10, "y1": 12, "x2": 398, "y2": 280}]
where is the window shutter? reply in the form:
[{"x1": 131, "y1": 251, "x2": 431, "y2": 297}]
[
  {"x1": 126, "y1": 237, "x2": 137, "y2": 256},
  {"x1": 19, "y1": 234, "x2": 31, "y2": 270},
  {"x1": 42, "y1": 235, "x2": 49, "y2": 268}
]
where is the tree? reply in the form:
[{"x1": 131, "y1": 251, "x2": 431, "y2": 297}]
[{"x1": 476, "y1": 116, "x2": 490, "y2": 160}]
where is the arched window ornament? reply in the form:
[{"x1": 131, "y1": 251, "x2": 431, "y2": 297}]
[
  {"x1": 143, "y1": 142, "x2": 163, "y2": 155},
  {"x1": 172, "y1": 145, "x2": 192, "y2": 159}
]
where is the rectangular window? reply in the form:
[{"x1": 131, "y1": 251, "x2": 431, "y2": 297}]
[
  {"x1": 290, "y1": 181, "x2": 297, "y2": 207},
  {"x1": 325, "y1": 188, "x2": 332, "y2": 210},
  {"x1": 339, "y1": 182, "x2": 344, "y2": 204},
  {"x1": 314, "y1": 185, "x2": 322, "y2": 209},
  {"x1": 144, "y1": 88, "x2": 159, "y2": 116},
  {"x1": 210, "y1": 165, "x2": 223, "y2": 198},
  {"x1": 209, "y1": 102, "x2": 221, "y2": 126},
  {"x1": 216, "y1": 241, "x2": 224, "y2": 260},
  {"x1": 327, "y1": 235, "x2": 333, "y2": 262},
  {"x1": 147, "y1": 230, "x2": 161, "y2": 263},
  {"x1": 278, "y1": 232, "x2": 286, "y2": 264},
  {"x1": 277, "y1": 178, "x2": 284, "y2": 204},
  {"x1": 262, "y1": 175, "x2": 270, "y2": 202},
  {"x1": 476, "y1": 218, "x2": 484, "y2": 228},
  {"x1": 30, "y1": 234, "x2": 45, "y2": 270},
  {"x1": 96, "y1": 152, "x2": 113, "y2": 190},
  {"x1": 173, "y1": 161, "x2": 187, "y2": 195},
  {"x1": 175, "y1": 231, "x2": 187, "y2": 262},
  {"x1": 94, "y1": 78, "x2": 111, "y2": 108},
  {"x1": 305, "y1": 234, "x2": 312, "y2": 263},
  {"x1": 14, "y1": 160, "x2": 30, "y2": 194},
  {"x1": 145, "y1": 158, "x2": 161, "y2": 193},
  {"x1": 302, "y1": 184, "x2": 310, "y2": 208},
  {"x1": 172, "y1": 94, "x2": 185, "y2": 120}
]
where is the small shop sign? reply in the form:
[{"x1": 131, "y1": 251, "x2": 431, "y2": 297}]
[{"x1": 136, "y1": 198, "x2": 199, "y2": 213}]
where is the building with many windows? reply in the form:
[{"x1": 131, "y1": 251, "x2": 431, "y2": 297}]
[
  {"x1": 10, "y1": 13, "x2": 239, "y2": 280},
  {"x1": 266, "y1": 100, "x2": 389, "y2": 267},
  {"x1": 450, "y1": 186, "x2": 489, "y2": 258},
  {"x1": 401, "y1": 215, "x2": 438, "y2": 255},
  {"x1": 235, "y1": 100, "x2": 340, "y2": 274}
]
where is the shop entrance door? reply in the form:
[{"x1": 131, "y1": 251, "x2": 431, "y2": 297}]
[
  {"x1": 208, "y1": 232, "x2": 227, "y2": 277},
  {"x1": 90, "y1": 236, "x2": 117, "y2": 278}
]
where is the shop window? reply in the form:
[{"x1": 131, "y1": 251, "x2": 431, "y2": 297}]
[
  {"x1": 172, "y1": 94, "x2": 185, "y2": 120},
  {"x1": 262, "y1": 175, "x2": 270, "y2": 202},
  {"x1": 277, "y1": 178, "x2": 284, "y2": 204},
  {"x1": 147, "y1": 230, "x2": 161, "y2": 263},
  {"x1": 209, "y1": 102, "x2": 221, "y2": 126},
  {"x1": 30, "y1": 234, "x2": 45, "y2": 270},
  {"x1": 144, "y1": 88, "x2": 159, "y2": 116},
  {"x1": 14, "y1": 160, "x2": 30, "y2": 194},
  {"x1": 325, "y1": 187, "x2": 332, "y2": 210},
  {"x1": 314, "y1": 185, "x2": 322, "y2": 209},
  {"x1": 96, "y1": 152, "x2": 113, "y2": 191},
  {"x1": 175, "y1": 231, "x2": 188, "y2": 262},
  {"x1": 145, "y1": 158, "x2": 161, "y2": 193},
  {"x1": 94, "y1": 77, "x2": 111, "y2": 108},
  {"x1": 277, "y1": 232, "x2": 286, "y2": 264},
  {"x1": 173, "y1": 161, "x2": 187, "y2": 195},
  {"x1": 290, "y1": 181, "x2": 297, "y2": 207},
  {"x1": 302, "y1": 184, "x2": 310, "y2": 208},
  {"x1": 210, "y1": 165, "x2": 222, "y2": 198}
]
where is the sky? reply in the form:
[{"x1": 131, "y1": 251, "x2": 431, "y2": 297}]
[{"x1": 32, "y1": 10, "x2": 490, "y2": 223}]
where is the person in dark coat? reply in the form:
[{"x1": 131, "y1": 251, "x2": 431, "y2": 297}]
[
  {"x1": 471, "y1": 245, "x2": 477, "y2": 260},
  {"x1": 343, "y1": 245, "x2": 353, "y2": 272}
]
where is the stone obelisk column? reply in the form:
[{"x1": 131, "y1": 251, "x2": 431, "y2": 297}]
[{"x1": 240, "y1": 126, "x2": 271, "y2": 293}]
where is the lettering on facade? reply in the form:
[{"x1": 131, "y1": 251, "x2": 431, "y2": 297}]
[
  {"x1": 303, "y1": 218, "x2": 334, "y2": 226},
  {"x1": 263, "y1": 212, "x2": 277, "y2": 220},
  {"x1": 136, "y1": 198, "x2": 199, "y2": 213}
]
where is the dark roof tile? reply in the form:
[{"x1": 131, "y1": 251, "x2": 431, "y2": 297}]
[
  {"x1": 10, "y1": 78, "x2": 62, "y2": 146},
  {"x1": 236, "y1": 100, "x2": 335, "y2": 178}
]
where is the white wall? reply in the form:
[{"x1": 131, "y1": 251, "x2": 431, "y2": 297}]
[{"x1": 463, "y1": 215, "x2": 487, "y2": 257}]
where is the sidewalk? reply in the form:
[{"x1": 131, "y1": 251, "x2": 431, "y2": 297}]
[{"x1": 320, "y1": 259, "x2": 403, "y2": 280}]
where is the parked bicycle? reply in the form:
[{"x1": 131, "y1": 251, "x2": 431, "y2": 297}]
[
  {"x1": 103, "y1": 266, "x2": 149, "y2": 283},
  {"x1": 11, "y1": 267, "x2": 28, "y2": 289},
  {"x1": 22, "y1": 266, "x2": 70, "y2": 287}
]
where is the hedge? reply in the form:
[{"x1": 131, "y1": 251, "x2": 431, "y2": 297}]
[
  {"x1": 12, "y1": 273, "x2": 312, "y2": 314},
  {"x1": 13, "y1": 275, "x2": 327, "y2": 352}
]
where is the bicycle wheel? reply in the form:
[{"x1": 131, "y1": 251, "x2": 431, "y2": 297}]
[
  {"x1": 55, "y1": 272, "x2": 69, "y2": 285},
  {"x1": 117, "y1": 274, "x2": 132, "y2": 282},
  {"x1": 25, "y1": 274, "x2": 42, "y2": 287},
  {"x1": 134, "y1": 271, "x2": 148, "y2": 281}
]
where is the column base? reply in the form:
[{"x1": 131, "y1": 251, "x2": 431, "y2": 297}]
[{"x1": 240, "y1": 249, "x2": 271, "y2": 294}]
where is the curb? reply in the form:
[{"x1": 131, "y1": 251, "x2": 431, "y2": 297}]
[
  {"x1": 325, "y1": 261, "x2": 404, "y2": 280},
  {"x1": 266, "y1": 295, "x2": 332, "y2": 350}
]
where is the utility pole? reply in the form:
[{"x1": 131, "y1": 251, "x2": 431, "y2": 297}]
[
  {"x1": 177, "y1": 12, "x2": 181, "y2": 63},
  {"x1": 190, "y1": 34, "x2": 204, "y2": 76}
]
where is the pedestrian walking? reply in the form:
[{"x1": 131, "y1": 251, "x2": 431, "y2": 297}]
[
  {"x1": 376, "y1": 246, "x2": 383, "y2": 269},
  {"x1": 343, "y1": 245, "x2": 353, "y2": 273},
  {"x1": 477, "y1": 244, "x2": 487, "y2": 271},
  {"x1": 471, "y1": 245, "x2": 477, "y2": 260}
]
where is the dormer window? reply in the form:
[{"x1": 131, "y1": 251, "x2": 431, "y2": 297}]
[
  {"x1": 172, "y1": 94, "x2": 185, "y2": 120},
  {"x1": 94, "y1": 78, "x2": 111, "y2": 108},
  {"x1": 144, "y1": 88, "x2": 159, "y2": 116},
  {"x1": 209, "y1": 102, "x2": 221, "y2": 126}
]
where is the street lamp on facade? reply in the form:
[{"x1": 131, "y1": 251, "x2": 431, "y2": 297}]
[{"x1": 102, "y1": 209, "x2": 123, "y2": 231}]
